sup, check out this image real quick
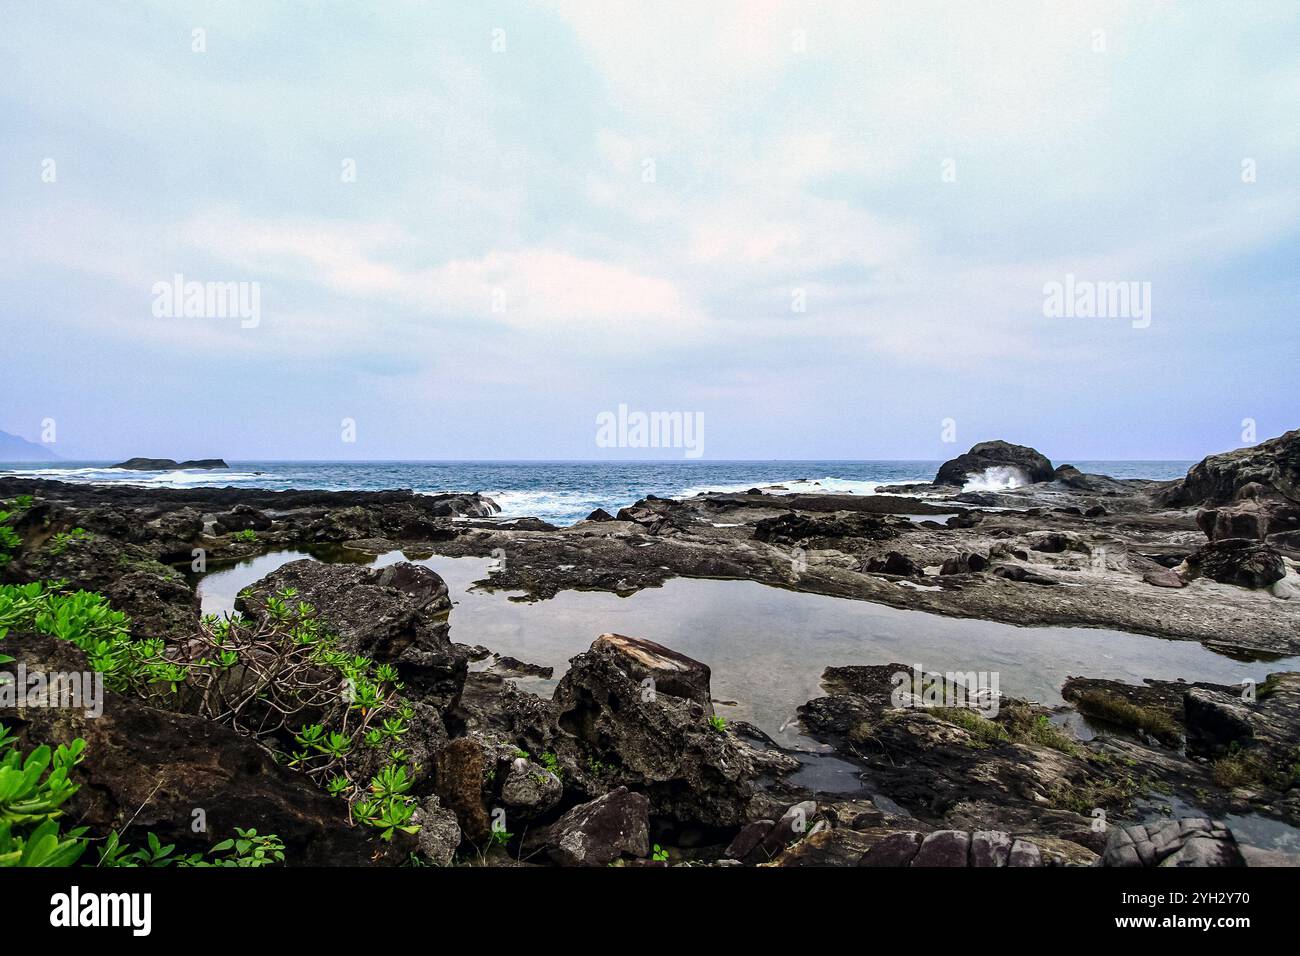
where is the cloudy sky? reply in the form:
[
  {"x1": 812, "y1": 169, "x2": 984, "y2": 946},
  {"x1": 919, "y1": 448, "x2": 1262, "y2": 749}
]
[{"x1": 2, "y1": 1, "x2": 1297, "y2": 461}]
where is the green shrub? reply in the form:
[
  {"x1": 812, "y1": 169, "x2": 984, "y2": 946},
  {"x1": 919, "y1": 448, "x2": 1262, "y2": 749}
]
[
  {"x1": 0, "y1": 581, "x2": 174, "y2": 693},
  {"x1": 0, "y1": 724, "x2": 88, "y2": 867},
  {"x1": 98, "y1": 827, "x2": 285, "y2": 868},
  {"x1": 0, "y1": 511, "x2": 20, "y2": 567},
  {"x1": 46, "y1": 528, "x2": 88, "y2": 556}
]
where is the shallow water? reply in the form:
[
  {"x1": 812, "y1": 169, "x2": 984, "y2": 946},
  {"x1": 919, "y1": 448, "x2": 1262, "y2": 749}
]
[{"x1": 195, "y1": 549, "x2": 1300, "y2": 749}]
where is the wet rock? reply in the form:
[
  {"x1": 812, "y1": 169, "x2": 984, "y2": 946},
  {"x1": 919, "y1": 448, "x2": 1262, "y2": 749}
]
[
  {"x1": 6, "y1": 632, "x2": 394, "y2": 866},
  {"x1": 1183, "y1": 539, "x2": 1285, "y2": 589},
  {"x1": 935, "y1": 441, "x2": 1055, "y2": 487},
  {"x1": 543, "y1": 787, "x2": 650, "y2": 866},
  {"x1": 756, "y1": 800, "x2": 819, "y2": 858},
  {"x1": 10, "y1": 532, "x2": 198, "y2": 642},
  {"x1": 585, "y1": 508, "x2": 615, "y2": 522},
  {"x1": 151, "y1": 509, "x2": 204, "y2": 546}
]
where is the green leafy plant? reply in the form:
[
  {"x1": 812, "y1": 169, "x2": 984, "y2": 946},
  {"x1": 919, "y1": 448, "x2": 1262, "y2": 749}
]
[
  {"x1": 0, "y1": 726, "x2": 88, "y2": 868},
  {"x1": 708, "y1": 715, "x2": 727, "y2": 732},
  {"x1": 651, "y1": 843, "x2": 669, "y2": 862},
  {"x1": 46, "y1": 528, "x2": 89, "y2": 556},
  {"x1": 98, "y1": 827, "x2": 285, "y2": 868},
  {"x1": 0, "y1": 510, "x2": 20, "y2": 567},
  {"x1": 230, "y1": 529, "x2": 259, "y2": 543},
  {"x1": 0, "y1": 582, "x2": 172, "y2": 693},
  {"x1": 539, "y1": 751, "x2": 562, "y2": 780}
]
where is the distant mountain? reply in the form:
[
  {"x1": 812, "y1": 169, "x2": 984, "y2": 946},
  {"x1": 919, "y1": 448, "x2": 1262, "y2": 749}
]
[{"x1": 0, "y1": 430, "x2": 60, "y2": 462}]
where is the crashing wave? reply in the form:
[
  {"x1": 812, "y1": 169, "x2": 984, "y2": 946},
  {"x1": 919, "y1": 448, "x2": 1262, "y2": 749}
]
[{"x1": 961, "y1": 465, "x2": 1029, "y2": 492}]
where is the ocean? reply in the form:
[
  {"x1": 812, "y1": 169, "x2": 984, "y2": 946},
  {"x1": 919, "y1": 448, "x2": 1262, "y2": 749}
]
[{"x1": 0, "y1": 460, "x2": 1193, "y2": 526}]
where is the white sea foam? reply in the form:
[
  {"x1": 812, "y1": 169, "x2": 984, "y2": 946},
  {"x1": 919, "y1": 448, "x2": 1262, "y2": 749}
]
[
  {"x1": 960, "y1": 466, "x2": 1028, "y2": 492},
  {"x1": 0, "y1": 466, "x2": 259, "y2": 488},
  {"x1": 674, "y1": 476, "x2": 924, "y2": 499}
]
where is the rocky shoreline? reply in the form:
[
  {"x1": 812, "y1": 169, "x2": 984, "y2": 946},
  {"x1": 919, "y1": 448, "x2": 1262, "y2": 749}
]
[{"x1": 2, "y1": 431, "x2": 1298, "y2": 867}]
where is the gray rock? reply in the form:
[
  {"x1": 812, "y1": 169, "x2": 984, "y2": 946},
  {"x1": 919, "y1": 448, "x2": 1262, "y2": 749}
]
[
  {"x1": 859, "y1": 831, "x2": 924, "y2": 867},
  {"x1": 1007, "y1": 839, "x2": 1043, "y2": 867},
  {"x1": 415, "y1": 796, "x2": 461, "y2": 866},
  {"x1": 970, "y1": 830, "x2": 1013, "y2": 867},
  {"x1": 499, "y1": 758, "x2": 563, "y2": 820},
  {"x1": 545, "y1": 787, "x2": 650, "y2": 866},
  {"x1": 551, "y1": 633, "x2": 778, "y2": 827},
  {"x1": 1102, "y1": 819, "x2": 1244, "y2": 867},
  {"x1": 725, "y1": 820, "x2": 775, "y2": 862},
  {"x1": 912, "y1": 829, "x2": 971, "y2": 867}
]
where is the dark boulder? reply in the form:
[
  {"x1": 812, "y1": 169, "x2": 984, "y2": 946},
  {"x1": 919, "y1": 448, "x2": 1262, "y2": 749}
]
[
  {"x1": 550, "y1": 634, "x2": 791, "y2": 827},
  {"x1": 539, "y1": 787, "x2": 650, "y2": 866},
  {"x1": 584, "y1": 508, "x2": 615, "y2": 522},
  {"x1": 992, "y1": 565, "x2": 1058, "y2": 586},
  {"x1": 1052, "y1": 465, "x2": 1130, "y2": 494},
  {"x1": 237, "y1": 560, "x2": 467, "y2": 708},
  {"x1": 939, "y1": 552, "x2": 988, "y2": 575},
  {"x1": 1183, "y1": 688, "x2": 1254, "y2": 757},
  {"x1": 1159, "y1": 429, "x2": 1300, "y2": 507},
  {"x1": 212, "y1": 503, "x2": 273, "y2": 534},
  {"x1": 934, "y1": 441, "x2": 1055, "y2": 487},
  {"x1": 863, "y1": 552, "x2": 924, "y2": 576},
  {"x1": 1182, "y1": 539, "x2": 1285, "y2": 589}
]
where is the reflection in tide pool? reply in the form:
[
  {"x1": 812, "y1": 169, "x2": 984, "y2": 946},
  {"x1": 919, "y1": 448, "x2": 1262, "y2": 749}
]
[{"x1": 195, "y1": 549, "x2": 1300, "y2": 747}]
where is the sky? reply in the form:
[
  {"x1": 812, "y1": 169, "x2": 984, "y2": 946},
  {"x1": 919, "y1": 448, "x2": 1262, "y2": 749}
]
[{"x1": 1, "y1": 1, "x2": 1297, "y2": 462}]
